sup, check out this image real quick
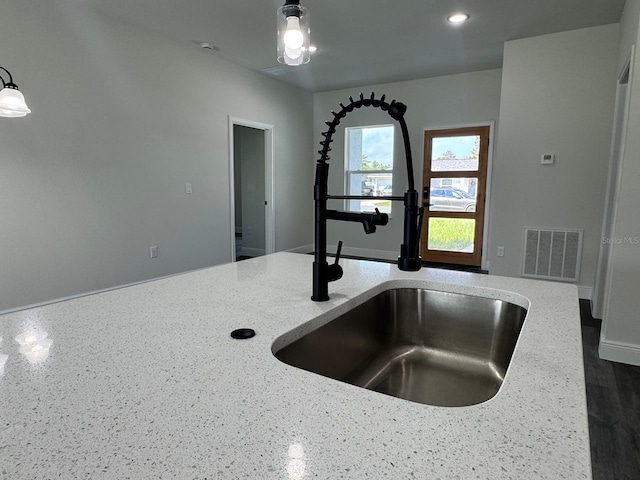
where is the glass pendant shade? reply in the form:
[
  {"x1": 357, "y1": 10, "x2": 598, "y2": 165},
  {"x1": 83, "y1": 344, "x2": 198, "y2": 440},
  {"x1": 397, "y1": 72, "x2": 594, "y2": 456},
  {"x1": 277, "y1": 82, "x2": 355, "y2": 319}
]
[
  {"x1": 0, "y1": 87, "x2": 31, "y2": 117},
  {"x1": 277, "y1": 4, "x2": 310, "y2": 65}
]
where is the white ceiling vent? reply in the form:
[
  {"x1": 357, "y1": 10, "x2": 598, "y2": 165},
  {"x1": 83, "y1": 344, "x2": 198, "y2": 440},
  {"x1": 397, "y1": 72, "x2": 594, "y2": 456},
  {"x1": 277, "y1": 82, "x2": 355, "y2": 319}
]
[
  {"x1": 522, "y1": 227, "x2": 583, "y2": 282},
  {"x1": 261, "y1": 65, "x2": 290, "y2": 76}
]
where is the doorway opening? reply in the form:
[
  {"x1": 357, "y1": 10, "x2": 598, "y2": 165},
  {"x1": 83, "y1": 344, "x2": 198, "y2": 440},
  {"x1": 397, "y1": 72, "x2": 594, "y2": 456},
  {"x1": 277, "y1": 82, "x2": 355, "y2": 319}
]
[
  {"x1": 421, "y1": 126, "x2": 491, "y2": 267},
  {"x1": 593, "y1": 49, "x2": 634, "y2": 319},
  {"x1": 228, "y1": 117, "x2": 275, "y2": 262}
]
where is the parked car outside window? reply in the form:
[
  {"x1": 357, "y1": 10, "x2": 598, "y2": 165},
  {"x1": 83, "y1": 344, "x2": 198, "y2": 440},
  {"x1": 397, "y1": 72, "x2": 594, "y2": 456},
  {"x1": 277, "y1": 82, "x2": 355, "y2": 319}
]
[
  {"x1": 361, "y1": 180, "x2": 377, "y2": 196},
  {"x1": 429, "y1": 187, "x2": 476, "y2": 212}
]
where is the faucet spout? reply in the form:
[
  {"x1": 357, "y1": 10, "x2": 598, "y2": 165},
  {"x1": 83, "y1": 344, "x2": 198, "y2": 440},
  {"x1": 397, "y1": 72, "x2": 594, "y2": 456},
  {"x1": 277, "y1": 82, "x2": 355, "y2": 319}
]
[
  {"x1": 312, "y1": 92, "x2": 422, "y2": 301},
  {"x1": 325, "y1": 208, "x2": 388, "y2": 234}
]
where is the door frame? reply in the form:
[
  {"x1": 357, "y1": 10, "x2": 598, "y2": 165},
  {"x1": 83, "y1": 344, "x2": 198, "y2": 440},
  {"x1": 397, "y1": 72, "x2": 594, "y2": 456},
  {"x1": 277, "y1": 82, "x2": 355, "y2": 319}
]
[
  {"x1": 228, "y1": 116, "x2": 275, "y2": 261},
  {"x1": 594, "y1": 47, "x2": 634, "y2": 320},
  {"x1": 421, "y1": 121, "x2": 495, "y2": 270}
]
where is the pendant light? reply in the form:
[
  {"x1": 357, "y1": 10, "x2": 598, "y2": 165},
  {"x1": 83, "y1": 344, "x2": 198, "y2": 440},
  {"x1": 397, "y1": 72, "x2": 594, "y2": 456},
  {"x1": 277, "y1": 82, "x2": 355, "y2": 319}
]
[
  {"x1": 0, "y1": 66, "x2": 31, "y2": 118},
  {"x1": 277, "y1": 0, "x2": 310, "y2": 66}
]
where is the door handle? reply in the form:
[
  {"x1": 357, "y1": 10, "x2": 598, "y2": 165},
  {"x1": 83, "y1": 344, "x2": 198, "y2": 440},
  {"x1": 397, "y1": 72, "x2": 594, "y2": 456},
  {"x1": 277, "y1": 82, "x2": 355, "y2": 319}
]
[{"x1": 422, "y1": 186, "x2": 433, "y2": 207}]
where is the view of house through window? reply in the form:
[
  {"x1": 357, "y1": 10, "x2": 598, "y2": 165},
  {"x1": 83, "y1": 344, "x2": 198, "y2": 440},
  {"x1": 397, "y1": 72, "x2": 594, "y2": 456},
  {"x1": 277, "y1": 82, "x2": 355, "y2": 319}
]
[{"x1": 345, "y1": 125, "x2": 394, "y2": 213}]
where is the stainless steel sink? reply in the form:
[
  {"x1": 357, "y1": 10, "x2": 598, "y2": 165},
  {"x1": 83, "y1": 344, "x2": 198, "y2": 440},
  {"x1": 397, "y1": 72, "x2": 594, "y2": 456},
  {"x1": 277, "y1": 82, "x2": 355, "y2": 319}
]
[{"x1": 274, "y1": 288, "x2": 527, "y2": 407}]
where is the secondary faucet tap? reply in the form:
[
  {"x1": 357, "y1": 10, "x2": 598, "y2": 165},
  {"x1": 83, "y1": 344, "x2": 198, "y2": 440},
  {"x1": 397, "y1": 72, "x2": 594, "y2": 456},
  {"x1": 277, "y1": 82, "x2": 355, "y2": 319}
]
[{"x1": 312, "y1": 92, "x2": 423, "y2": 301}]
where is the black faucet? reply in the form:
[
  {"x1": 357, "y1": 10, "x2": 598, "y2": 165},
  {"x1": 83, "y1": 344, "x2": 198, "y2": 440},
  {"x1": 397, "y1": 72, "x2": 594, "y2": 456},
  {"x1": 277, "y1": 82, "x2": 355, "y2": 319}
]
[{"x1": 312, "y1": 92, "x2": 423, "y2": 301}]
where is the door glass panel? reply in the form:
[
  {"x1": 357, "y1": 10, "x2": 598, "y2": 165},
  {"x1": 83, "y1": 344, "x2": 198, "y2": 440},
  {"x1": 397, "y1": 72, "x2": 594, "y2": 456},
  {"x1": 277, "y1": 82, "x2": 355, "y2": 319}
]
[
  {"x1": 427, "y1": 218, "x2": 476, "y2": 252},
  {"x1": 431, "y1": 135, "x2": 480, "y2": 172},
  {"x1": 428, "y1": 178, "x2": 477, "y2": 212}
]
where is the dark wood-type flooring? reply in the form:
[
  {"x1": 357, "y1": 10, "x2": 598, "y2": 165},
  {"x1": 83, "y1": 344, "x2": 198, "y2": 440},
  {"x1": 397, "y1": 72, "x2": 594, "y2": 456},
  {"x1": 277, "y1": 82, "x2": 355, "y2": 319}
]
[{"x1": 581, "y1": 299, "x2": 640, "y2": 479}]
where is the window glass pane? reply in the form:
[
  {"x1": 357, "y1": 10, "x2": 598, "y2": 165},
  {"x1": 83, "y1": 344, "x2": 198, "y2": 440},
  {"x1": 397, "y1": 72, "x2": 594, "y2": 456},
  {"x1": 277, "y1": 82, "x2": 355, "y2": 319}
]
[
  {"x1": 428, "y1": 178, "x2": 477, "y2": 212},
  {"x1": 347, "y1": 129, "x2": 364, "y2": 170},
  {"x1": 427, "y1": 218, "x2": 476, "y2": 252},
  {"x1": 431, "y1": 135, "x2": 480, "y2": 172},
  {"x1": 347, "y1": 172, "x2": 392, "y2": 214},
  {"x1": 345, "y1": 125, "x2": 394, "y2": 212}
]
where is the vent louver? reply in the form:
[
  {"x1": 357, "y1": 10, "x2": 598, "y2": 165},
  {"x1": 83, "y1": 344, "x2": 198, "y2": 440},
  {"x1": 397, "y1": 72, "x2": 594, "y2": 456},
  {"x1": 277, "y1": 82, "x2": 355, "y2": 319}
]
[
  {"x1": 261, "y1": 65, "x2": 289, "y2": 76},
  {"x1": 522, "y1": 227, "x2": 583, "y2": 282}
]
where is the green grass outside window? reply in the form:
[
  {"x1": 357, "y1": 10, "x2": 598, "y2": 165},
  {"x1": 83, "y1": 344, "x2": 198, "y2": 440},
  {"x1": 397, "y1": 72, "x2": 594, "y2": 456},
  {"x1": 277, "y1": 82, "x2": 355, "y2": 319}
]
[{"x1": 428, "y1": 218, "x2": 475, "y2": 251}]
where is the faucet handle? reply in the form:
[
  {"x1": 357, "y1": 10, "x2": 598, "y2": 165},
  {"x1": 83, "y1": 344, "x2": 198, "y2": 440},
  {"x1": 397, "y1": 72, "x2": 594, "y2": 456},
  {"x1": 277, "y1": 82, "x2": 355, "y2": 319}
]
[
  {"x1": 327, "y1": 241, "x2": 344, "y2": 282},
  {"x1": 334, "y1": 240, "x2": 343, "y2": 265}
]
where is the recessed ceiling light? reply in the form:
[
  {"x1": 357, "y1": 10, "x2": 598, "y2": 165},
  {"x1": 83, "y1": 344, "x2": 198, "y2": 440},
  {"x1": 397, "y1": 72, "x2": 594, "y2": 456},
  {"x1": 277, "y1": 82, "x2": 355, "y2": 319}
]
[{"x1": 448, "y1": 13, "x2": 469, "y2": 24}]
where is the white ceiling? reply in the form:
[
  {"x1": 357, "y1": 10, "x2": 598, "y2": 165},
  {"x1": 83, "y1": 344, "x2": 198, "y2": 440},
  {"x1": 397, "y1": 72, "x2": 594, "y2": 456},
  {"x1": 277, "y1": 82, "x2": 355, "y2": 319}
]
[{"x1": 72, "y1": 0, "x2": 626, "y2": 93}]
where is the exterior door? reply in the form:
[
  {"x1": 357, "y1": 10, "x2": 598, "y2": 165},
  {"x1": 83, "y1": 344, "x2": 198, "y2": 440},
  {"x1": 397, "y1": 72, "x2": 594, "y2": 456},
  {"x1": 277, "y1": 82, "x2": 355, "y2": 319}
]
[{"x1": 420, "y1": 126, "x2": 489, "y2": 266}]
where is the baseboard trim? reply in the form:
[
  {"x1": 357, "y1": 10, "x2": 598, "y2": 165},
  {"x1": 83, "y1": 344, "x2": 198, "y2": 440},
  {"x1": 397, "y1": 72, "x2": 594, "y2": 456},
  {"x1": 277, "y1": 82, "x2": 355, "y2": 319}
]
[
  {"x1": 329, "y1": 245, "x2": 398, "y2": 262},
  {"x1": 0, "y1": 265, "x2": 217, "y2": 316},
  {"x1": 285, "y1": 244, "x2": 313, "y2": 254},
  {"x1": 577, "y1": 285, "x2": 592, "y2": 301},
  {"x1": 241, "y1": 247, "x2": 266, "y2": 257},
  {"x1": 599, "y1": 338, "x2": 640, "y2": 366},
  {"x1": 280, "y1": 246, "x2": 596, "y2": 299}
]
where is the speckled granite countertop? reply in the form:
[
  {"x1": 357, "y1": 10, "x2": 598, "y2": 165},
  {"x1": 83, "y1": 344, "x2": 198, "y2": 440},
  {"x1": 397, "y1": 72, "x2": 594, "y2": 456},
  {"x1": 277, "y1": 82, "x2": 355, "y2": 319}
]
[{"x1": 0, "y1": 252, "x2": 590, "y2": 479}]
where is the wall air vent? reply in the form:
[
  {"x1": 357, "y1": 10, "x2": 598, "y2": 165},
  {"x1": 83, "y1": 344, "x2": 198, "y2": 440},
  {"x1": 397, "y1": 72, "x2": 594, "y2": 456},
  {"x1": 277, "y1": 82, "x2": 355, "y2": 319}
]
[{"x1": 522, "y1": 227, "x2": 583, "y2": 282}]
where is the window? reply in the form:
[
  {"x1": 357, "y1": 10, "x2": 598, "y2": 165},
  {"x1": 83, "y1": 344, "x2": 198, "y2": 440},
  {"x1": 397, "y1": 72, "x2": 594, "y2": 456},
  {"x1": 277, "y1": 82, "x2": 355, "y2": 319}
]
[{"x1": 344, "y1": 125, "x2": 394, "y2": 213}]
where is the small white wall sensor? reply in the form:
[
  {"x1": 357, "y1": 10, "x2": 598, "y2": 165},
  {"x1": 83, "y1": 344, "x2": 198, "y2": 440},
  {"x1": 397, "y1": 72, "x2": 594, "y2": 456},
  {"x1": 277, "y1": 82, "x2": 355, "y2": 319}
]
[{"x1": 541, "y1": 153, "x2": 555, "y2": 165}]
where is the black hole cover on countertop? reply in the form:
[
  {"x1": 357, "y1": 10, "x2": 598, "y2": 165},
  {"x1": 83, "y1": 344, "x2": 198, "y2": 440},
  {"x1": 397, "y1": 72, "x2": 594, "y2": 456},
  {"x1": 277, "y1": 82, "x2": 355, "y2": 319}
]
[{"x1": 230, "y1": 328, "x2": 255, "y2": 339}]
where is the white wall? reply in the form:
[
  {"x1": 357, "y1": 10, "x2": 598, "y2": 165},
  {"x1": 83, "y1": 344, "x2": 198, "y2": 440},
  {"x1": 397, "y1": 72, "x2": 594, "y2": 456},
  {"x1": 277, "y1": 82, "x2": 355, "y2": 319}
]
[
  {"x1": 600, "y1": 0, "x2": 640, "y2": 365},
  {"x1": 0, "y1": 3, "x2": 313, "y2": 312},
  {"x1": 488, "y1": 25, "x2": 619, "y2": 296},
  {"x1": 618, "y1": 0, "x2": 640, "y2": 72},
  {"x1": 313, "y1": 69, "x2": 503, "y2": 259}
]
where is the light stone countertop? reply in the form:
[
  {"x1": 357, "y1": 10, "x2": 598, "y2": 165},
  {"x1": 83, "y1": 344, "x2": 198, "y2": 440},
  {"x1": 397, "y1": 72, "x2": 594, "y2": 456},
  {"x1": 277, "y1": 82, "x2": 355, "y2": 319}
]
[{"x1": 0, "y1": 252, "x2": 590, "y2": 479}]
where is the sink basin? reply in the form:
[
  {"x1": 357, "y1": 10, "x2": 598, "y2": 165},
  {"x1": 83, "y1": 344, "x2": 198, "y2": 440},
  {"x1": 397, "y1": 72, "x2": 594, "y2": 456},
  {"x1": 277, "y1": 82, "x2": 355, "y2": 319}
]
[{"x1": 273, "y1": 288, "x2": 527, "y2": 407}]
